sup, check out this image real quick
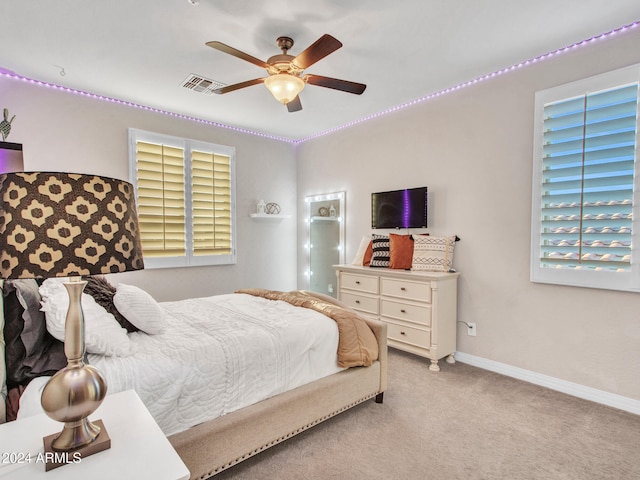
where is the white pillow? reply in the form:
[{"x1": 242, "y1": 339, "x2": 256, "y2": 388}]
[
  {"x1": 351, "y1": 234, "x2": 372, "y2": 265},
  {"x1": 40, "y1": 286, "x2": 131, "y2": 357},
  {"x1": 38, "y1": 277, "x2": 69, "y2": 299},
  {"x1": 113, "y1": 283, "x2": 166, "y2": 335}
]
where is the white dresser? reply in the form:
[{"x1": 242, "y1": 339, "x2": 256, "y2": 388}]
[{"x1": 334, "y1": 265, "x2": 459, "y2": 371}]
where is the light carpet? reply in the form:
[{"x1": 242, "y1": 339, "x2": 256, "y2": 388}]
[{"x1": 212, "y1": 349, "x2": 640, "y2": 479}]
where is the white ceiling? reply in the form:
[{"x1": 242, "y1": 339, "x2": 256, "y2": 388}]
[{"x1": 1, "y1": 1, "x2": 639, "y2": 141}]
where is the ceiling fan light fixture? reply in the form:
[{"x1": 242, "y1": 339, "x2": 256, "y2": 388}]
[{"x1": 264, "y1": 74, "x2": 305, "y2": 105}]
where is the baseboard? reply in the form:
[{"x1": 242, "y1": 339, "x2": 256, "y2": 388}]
[{"x1": 454, "y1": 351, "x2": 640, "y2": 416}]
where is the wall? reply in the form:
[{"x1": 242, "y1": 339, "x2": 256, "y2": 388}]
[
  {"x1": 297, "y1": 27, "x2": 640, "y2": 401},
  {"x1": 3, "y1": 26, "x2": 640, "y2": 404},
  {"x1": 1, "y1": 75, "x2": 298, "y2": 300}
]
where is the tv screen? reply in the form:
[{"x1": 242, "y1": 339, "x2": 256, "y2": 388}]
[{"x1": 371, "y1": 187, "x2": 428, "y2": 229}]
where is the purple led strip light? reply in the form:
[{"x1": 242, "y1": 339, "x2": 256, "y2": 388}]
[
  {"x1": 1, "y1": 20, "x2": 637, "y2": 146},
  {"x1": 0, "y1": 69, "x2": 295, "y2": 144},
  {"x1": 402, "y1": 188, "x2": 410, "y2": 229},
  {"x1": 295, "y1": 20, "x2": 640, "y2": 144}
]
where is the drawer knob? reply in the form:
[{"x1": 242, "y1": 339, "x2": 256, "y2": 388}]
[
  {"x1": 355, "y1": 300, "x2": 360, "y2": 304},
  {"x1": 400, "y1": 331, "x2": 406, "y2": 335},
  {"x1": 400, "y1": 309, "x2": 406, "y2": 313},
  {"x1": 355, "y1": 281, "x2": 360, "y2": 284},
  {"x1": 400, "y1": 287, "x2": 406, "y2": 291}
]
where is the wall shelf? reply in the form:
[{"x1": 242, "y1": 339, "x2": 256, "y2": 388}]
[{"x1": 250, "y1": 213, "x2": 291, "y2": 219}]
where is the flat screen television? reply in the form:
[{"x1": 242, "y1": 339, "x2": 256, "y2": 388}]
[{"x1": 371, "y1": 187, "x2": 428, "y2": 229}]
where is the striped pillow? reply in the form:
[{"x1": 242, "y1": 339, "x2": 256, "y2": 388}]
[{"x1": 370, "y1": 234, "x2": 390, "y2": 268}]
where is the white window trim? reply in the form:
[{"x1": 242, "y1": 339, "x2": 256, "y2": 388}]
[
  {"x1": 530, "y1": 64, "x2": 640, "y2": 292},
  {"x1": 128, "y1": 128, "x2": 237, "y2": 269}
]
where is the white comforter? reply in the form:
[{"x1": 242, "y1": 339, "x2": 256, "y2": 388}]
[{"x1": 18, "y1": 293, "x2": 342, "y2": 436}]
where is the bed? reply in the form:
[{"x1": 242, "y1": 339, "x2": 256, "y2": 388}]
[{"x1": 0, "y1": 278, "x2": 387, "y2": 480}]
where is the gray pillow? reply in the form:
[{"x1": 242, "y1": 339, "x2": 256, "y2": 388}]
[{"x1": 3, "y1": 279, "x2": 66, "y2": 387}]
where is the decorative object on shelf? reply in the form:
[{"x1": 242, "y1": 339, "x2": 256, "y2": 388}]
[
  {"x1": 0, "y1": 108, "x2": 16, "y2": 141},
  {"x1": 329, "y1": 204, "x2": 336, "y2": 217},
  {"x1": 318, "y1": 206, "x2": 329, "y2": 217},
  {"x1": 0, "y1": 172, "x2": 144, "y2": 466},
  {"x1": 265, "y1": 202, "x2": 281, "y2": 214},
  {"x1": 257, "y1": 199, "x2": 266, "y2": 214}
]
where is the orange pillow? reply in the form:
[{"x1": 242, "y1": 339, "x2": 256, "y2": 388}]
[
  {"x1": 389, "y1": 234, "x2": 414, "y2": 269},
  {"x1": 363, "y1": 241, "x2": 373, "y2": 266}
]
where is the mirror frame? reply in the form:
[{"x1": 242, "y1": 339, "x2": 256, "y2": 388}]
[{"x1": 304, "y1": 191, "x2": 345, "y2": 293}]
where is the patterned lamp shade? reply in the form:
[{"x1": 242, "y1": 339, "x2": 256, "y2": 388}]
[{"x1": 0, "y1": 172, "x2": 144, "y2": 279}]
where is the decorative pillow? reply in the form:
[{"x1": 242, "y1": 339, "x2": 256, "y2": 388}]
[
  {"x1": 40, "y1": 280, "x2": 131, "y2": 357},
  {"x1": 370, "y1": 234, "x2": 390, "y2": 268},
  {"x1": 411, "y1": 235, "x2": 456, "y2": 272},
  {"x1": 352, "y1": 235, "x2": 372, "y2": 265},
  {"x1": 83, "y1": 276, "x2": 140, "y2": 333},
  {"x1": 38, "y1": 277, "x2": 69, "y2": 299},
  {"x1": 113, "y1": 284, "x2": 166, "y2": 335},
  {"x1": 389, "y1": 233, "x2": 414, "y2": 269},
  {"x1": 6, "y1": 385, "x2": 26, "y2": 422},
  {"x1": 2, "y1": 280, "x2": 66, "y2": 388},
  {"x1": 363, "y1": 241, "x2": 373, "y2": 266}
]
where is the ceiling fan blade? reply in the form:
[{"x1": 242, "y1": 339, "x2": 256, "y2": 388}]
[
  {"x1": 213, "y1": 78, "x2": 266, "y2": 94},
  {"x1": 292, "y1": 34, "x2": 343, "y2": 70},
  {"x1": 286, "y1": 95, "x2": 302, "y2": 112},
  {"x1": 206, "y1": 41, "x2": 270, "y2": 69},
  {"x1": 304, "y1": 74, "x2": 367, "y2": 95}
]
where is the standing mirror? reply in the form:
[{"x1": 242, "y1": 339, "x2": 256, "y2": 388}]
[{"x1": 305, "y1": 192, "x2": 345, "y2": 298}]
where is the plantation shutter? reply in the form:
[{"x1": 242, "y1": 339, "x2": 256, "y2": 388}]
[
  {"x1": 191, "y1": 150, "x2": 232, "y2": 256},
  {"x1": 135, "y1": 141, "x2": 186, "y2": 257},
  {"x1": 539, "y1": 83, "x2": 638, "y2": 272}
]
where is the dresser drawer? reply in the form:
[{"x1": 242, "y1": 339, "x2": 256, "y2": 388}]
[
  {"x1": 381, "y1": 299, "x2": 431, "y2": 326},
  {"x1": 381, "y1": 278, "x2": 431, "y2": 303},
  {"x1": 341, "y1": 273, "x2": 379, "y2": 294},
  {"x1": 340, "y1": 292, "x2": 379, "y2": 315},
  {"x1": 386, "y1": 321, "x2": 431, "y2": 348}
]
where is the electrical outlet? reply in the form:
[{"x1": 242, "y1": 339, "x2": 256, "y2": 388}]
[{"x1": 467, "y1": 322, "x2": 477, "y2": 336}]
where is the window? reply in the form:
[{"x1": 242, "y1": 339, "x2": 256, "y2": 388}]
[
  {"x1": 531, "y1": 64, "x2": 640, "y2": 292},
  {"x1": 128, "y1": 129, "x2": 236, "y2": 268}
]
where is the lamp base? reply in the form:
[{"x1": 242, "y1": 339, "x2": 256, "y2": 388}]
[{"x1": 43, "y1": 419, "x2": 111, "y2": 471}]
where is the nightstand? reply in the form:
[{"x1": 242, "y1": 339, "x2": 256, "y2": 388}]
[{"x1": 0, "y1": 390, "x2": 189, "y2": 479}]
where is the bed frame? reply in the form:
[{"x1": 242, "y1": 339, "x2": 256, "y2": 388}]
[
  {"x1": 0, "y1": 286, "x2": 387, "y2": 480},
  {"x1": 170, "y1": 316, "x2": 387, "y2": 479}
]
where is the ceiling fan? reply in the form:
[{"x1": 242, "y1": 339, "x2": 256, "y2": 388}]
[{"x1": 205, "y1": 34, "x2": 366, "y2": 112}]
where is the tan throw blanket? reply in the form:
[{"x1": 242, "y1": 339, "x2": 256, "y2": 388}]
[{"x1": 235, "y1": 289, "x2": 379, "y2": 368}]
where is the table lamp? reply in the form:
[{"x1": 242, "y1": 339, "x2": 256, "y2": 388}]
[{"x1": 0, "y1": 172, "x2": 144, "y2": 466}]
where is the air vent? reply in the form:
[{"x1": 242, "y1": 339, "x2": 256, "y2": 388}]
[{"x1": 181, "y1": 74, "x2": 226, "y2": 95}]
